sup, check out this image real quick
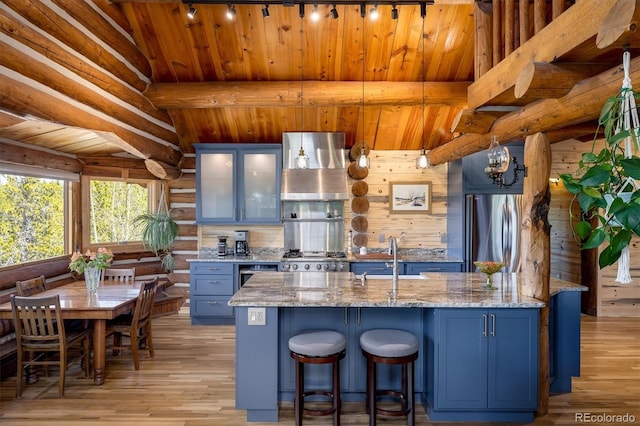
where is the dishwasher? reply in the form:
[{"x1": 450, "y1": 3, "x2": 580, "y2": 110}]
[{"x1": 238, "y1": 263, "x2": 279, "y2": 288}]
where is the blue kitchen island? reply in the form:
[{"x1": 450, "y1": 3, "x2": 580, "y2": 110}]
[{"x1": 228, "y1": 271, "x2": 585, "y2": 423}]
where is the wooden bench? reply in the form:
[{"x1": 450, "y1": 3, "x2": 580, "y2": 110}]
[
  {"x1": 153, "y1": 280, "x2": 185, "y2": 318},
  {"x1": 0, "y1": 320, "x2": 17, "y2": 380}
]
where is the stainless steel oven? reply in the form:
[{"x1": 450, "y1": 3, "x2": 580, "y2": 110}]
[{"x1": 279, "y1": 250, "x2": 348, "y2": 272}]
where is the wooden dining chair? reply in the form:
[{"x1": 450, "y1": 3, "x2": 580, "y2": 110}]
[
  {"x1": 103, "y1": 268, "x2": 136, "y2": 283},
  {"x1": 15, "y1": 275, "x2": 47, "y2": 296},
  {"x1": 106, "y1": 277, "x2": 158, "y2": 370},
  {"x1": 10, "y1": 294, "x2": 91, "y2": 398}
]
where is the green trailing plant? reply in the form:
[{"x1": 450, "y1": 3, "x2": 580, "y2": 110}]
[
  {"x1": 133, "y1": 184, "x2": 178, "y2": 272},
  {"x1": 559, "y1": 86, "x2": 640, "y2": 270}
]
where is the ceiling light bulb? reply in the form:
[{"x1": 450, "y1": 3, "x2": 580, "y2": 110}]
[
  {"x1": 370, "y1": 5, "x2": 379, "y2": 20},
  {"x1": 226, "y1": 5, "x2": 236, "y2": 20},
  {"x1": 416, "y1": 149, "x2": 429, "y2": 169},
  {"x1": 357, "y1": 148, "x2": 369, "y2": 169},
  {"x1": 187, "y1": 4, "x2": 197, "y2": 20},
  {"x1": 311, "y1": 5, "x2": 320, "y2": 21}
]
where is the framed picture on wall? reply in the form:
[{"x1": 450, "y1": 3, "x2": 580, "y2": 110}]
[{"x1": 389, "y1": 181, "x2": 432, "y2": 213}]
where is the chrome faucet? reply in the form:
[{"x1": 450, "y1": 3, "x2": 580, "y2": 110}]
[{"x1": 387, "y1": 236, "x2": 399, "y2": 296}]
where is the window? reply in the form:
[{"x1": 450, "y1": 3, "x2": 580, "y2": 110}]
[
  {"x1": 0, "y1": 173, "x2": 68, "y2": 266},
  {"x1": 83, "y1": 177, "x2": 157, "y2": 247}
]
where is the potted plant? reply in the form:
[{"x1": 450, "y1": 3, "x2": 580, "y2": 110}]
[
  {"x1": 560, "y1": 55, "x2": 640, "y2": 282},
  {"x1": 133, "y1": 184, "x2": 178, "y2": 272}
]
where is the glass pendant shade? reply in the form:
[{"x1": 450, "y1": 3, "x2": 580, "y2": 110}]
[
  {"x1": 487, "y1": 136, "x2": 510, "y2": 170},
  {"x1": 296, "y1": 147, "x2": 309, "y2": 169}
]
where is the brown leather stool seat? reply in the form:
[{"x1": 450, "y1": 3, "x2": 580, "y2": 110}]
[
  {"x1": 289, "y1": 330, "x2": 346, "y2": 426},
  {"x1": 360, "y1": 329, "x2": 419, "y2": 426}
]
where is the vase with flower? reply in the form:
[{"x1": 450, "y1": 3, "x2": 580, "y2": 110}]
[{"x1": 69, "y1": 248, "x2": 114, "y2": 294}]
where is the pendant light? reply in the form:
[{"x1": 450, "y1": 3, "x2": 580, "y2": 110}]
[
  {"x1": 296, "y1": 9, "x2": 309, "y2": 169},
  {"x1": 357, "y1": 3, "x2": 369, "y2": 170},
  {"x1": 416, "y1": 4, "x2": 429, "y2": 169}
]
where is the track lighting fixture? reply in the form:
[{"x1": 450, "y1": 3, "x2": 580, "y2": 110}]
[
  {"x1": 226, "y1": 3, "x2": 236, "y2": 19},
  {"x1": 391, "y1": 3, "x2": 398, "y2": 19},
  {"x1": 187, "y1": 3, "x2": 197, "y2": 19},
  {"x1": 369, "y1": 4, "x2": 378, "y2": 20},
  {"x1": 311, "y1": 4, "x2": 320, "y2": 21},
  {"x1": 330, "y1": 4, "x2": 338, "y2": 19},
  {"x1": 262, "y1": 4, "x2": 270, "y2": 17},
  {"x1": 420, "y1": 1, "x2": 426, "y2": 18},
  {"x1": 299, "y1": 2, "x2": 305, "y2": 17},
  {"x1": 360, "y1": 2, "x2": 366, "y2": 18}
]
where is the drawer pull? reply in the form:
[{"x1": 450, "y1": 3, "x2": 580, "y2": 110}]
[
  {"x1": 207, "y1": 267, "x2": 221, "y2": 271},
  {"x1": 207, "y1": 280, "x2": 221, "y2": 284},
  {"x1": 206, "y1": 301, "x2": 219, "y2": 305}
]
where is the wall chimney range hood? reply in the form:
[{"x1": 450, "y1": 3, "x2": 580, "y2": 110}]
[{"x1": 281, "y1": 132, "x2": 349, "y2": 201}]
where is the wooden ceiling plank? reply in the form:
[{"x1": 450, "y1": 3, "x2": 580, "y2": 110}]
[
  {"x1": 467, "y1": 0, "x2": 623, "y2": 110},
  {"x1": 144, "y1": 80, "x2": 469, "y2": 108},
  {"x1": 427, "y1": 55, "x2": 640, "y2": 165}
]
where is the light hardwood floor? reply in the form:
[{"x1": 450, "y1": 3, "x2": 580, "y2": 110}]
[{"x1": 1, "y1": 308, "x2": 638, "y2": 425}]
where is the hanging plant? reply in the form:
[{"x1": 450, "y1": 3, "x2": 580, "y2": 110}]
[
  {"x1": 560, "y1": 51, "x2": 640, "y2": 282},
  {"x1": 133, "y1": 182, "x2": 178, "y2": 272}
]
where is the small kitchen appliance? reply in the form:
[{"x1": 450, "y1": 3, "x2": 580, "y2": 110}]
[
  {"x1": 235, "y1": 230, "x2": 249, "y2": 256},
  {"x1": 217, "y1": 235, "x2": 229, "y2": 257}
]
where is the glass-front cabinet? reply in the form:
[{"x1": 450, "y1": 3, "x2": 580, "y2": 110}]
[{"x1": 196, "y1": 144, "x2": 282, "y2": 224}]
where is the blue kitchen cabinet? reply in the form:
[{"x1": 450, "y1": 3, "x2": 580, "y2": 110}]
[
  {"x1": 195, "y1": 143, "x2": 282, "y2": 224},
  {"x1": 349, "y1": 262, "x2": 392, "y2": 275},
  {"x1": 427, "y1": 308, "x2": 538, "y2": 422},
  {"x1": 405, "y1": 262, "x2": 463, "y2": 273},
  {"x1": 189, "y1": 262, "x2": 236, "y2": 325}
]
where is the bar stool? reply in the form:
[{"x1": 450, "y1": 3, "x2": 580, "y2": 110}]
[
  {"x1": 360, "y1": 329, "x2": 419, "y2": 426},
  {"x1": 289, "y1": 330, "x2": 346, "y2": 426}
]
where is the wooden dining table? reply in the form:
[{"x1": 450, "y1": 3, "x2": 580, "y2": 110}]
[{"x1": 0, "y1": 280, "x2": 142, "y2": 385}]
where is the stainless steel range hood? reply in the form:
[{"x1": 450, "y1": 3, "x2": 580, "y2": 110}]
[{"x1": 281, "y1": 132, "x2": 349, "y2": 201}]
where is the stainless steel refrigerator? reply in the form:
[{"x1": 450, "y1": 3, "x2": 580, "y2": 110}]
[{"x1": 466, "y1": 193, "x2": 523, "y2": 273}]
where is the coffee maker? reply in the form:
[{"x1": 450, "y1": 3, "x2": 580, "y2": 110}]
[
  {"x1": 217, "y1": 235, "x2": 228, "y2": 257},
  {"x1": 235, "y1": 230, "x2": 249, "y2": 256}
]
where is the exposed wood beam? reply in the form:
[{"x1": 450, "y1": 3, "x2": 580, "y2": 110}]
[
  {"x1": 596, "y1": 0, "x2": 640, "y2": 49},
  {"x1": 0, "y1": 74, "x2": 181, "y2": 166},
  {"x1": 468, "y1": 0, "x2": 629, "y2": 109},
  {"x1": 450, "y1": 109, "x2": 508, "y2": 134},
  {"x1": 520, "y1": 132, "x2": 552, "y2": 416},
  {"x1": 144, "y1": 81, "x2": 471, "y2": 109},
  {"x1": 0, "y1": 141, "x2": 83, "y2": 174},
  {"x1": 514, "y1": 62, "x2": 611, "y2": 101},
  {"x1": 144, "y1": 159, "x2": 182, "y2": 181},
  {"x1": 427, "y1": 56, "x2": 640, "y2": 165},
  {"x1": 1, "y1": 0, "x2": 150, "y2": 91}
]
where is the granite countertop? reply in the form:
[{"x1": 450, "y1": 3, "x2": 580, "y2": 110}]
[
  {"x1": 188, "y1": 248, "x2": 462, "y2": 263},
  {"x1": 228, "y1": 272, "x2": 586, "y2": 308}
]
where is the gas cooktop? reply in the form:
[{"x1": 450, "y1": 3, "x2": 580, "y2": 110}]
[{"x1": 282, "y1": 250, "x2": 346, "y2": 259}]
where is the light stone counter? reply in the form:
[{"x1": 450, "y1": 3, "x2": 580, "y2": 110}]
[{"x1": 228, "y1": 271, "x2": 585, "y2": 308}]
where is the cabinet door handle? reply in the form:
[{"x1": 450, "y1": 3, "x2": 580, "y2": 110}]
[
  {"x1": 483, "y1": 314, "x2": 488, "y2": 337},
  {"x1": 207, "y1": 301, "x2": 219, "y2": 305},
  {"x1": 357, "y1": 307, "x2": 361, "y2": 325},
  {"x1": 344, "y1": 307, "x2": 349, "y2": 325},
  {"x1": 490, "y1": 313, "x2": 496, "y2": 337}
]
